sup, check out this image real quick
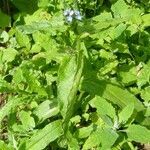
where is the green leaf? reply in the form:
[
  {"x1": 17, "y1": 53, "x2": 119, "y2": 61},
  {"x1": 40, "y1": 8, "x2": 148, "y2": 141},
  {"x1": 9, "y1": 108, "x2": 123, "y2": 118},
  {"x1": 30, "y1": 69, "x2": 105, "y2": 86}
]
[
  {"x1": 38, "y1": 0, "x2": 52, "y2": 8},
  {"x1": 0, "y1": 31, "x2": 9, "y2": 43},
  {"x1": 30, "y1": 44, "x2": 41, "y2": 53},
  {"x1": 16, "y1": 23, "x2": 50, "y2": 34},
  {"x1": 93, "y1": 12, "x2": 112, "y2": 22},
  {"x1": 76, "y1": 124, "x2": 93, "y2": 139},
  {"x1": 0, "y1": 79, "x2": 14, "y2": 92},
  {"x1": 23, "y1": 120, "x2": 63, "y2": 150},
  {"x1": 98, "y1": 128, "x2": 118, "y2": 150},
  {"x1": 81, "y1": 78, "x2": 144, "y2": 112},
  {"x1": 19, "y1": 111, "x2": 35, "y2": 131},
  {"x1": 70, "y1": 115, "x2": 81, "y2": 124},
  {"x1": 126, "y1": 24, "x2": 139, "y2": 36},
  {"x1": 141, "y1": 86, "x2": 150, "y2": 103},
  {"x1": 111, "y1": 0, "x2": 142, "y2": 24},
  {"x1": 117, "y1": 64, "x2": 137, "y2": 85},
  {"x1": 118, "y1": 103, "x2": 134, "y2": 124},
  {"x1": 99, "y1": 60, "x2": 118, "y2": 75},
  {"x1": 90, "y1": 96, "x2": 116, "y2": 119},
  {"x1": 15, "y1": 29, "x2": 31, "y2": 50},
  {"x1": 0, "y1": 11, "x2": 10, "y2": 27},
  {"x1": 11, "y1": 0, "x2": 38, "y2": 13},
  {"x1": 111, "y1": 0, "x2": 128, "y2": 17},
  {"x1": 83, "y1": 129, "x2": 101, "y2": 149},
  {"x1": 83, "y1": 127, "x2": 118, "y2": 150},
  {"x1": 66, "y1": 131, "x2": 80, "y2": 150},
  {"x1": 13, "y1": 67, "x2": 25, "y2": 84},
  {"x1": 58, "y1": 50, "x2": 84, "y2": 125},
  {"x1": 33, "y1": 100, "x2": 59, "y2": 122},
  {"x1": 0, "y1": 96, "x2": 29, "y2": 123},
  {"x1": 137, "y1": 63, "x2": 150, "y2": 88},
  {"x1": 0, "y1": 0, "x2": 149, "y2": 149},
  {"x1": 145, "y1": 107, "x2": 150, "y2": 117},
  {"x1": 16, "y1": 65, "x2": 47, "y2": 96},
  {"x1": 126, "y1": 124, "x2": 150, "y2": 143},
  {"x1": 0, "y1": 140, "x2": 13, "y2": 150},
  {"x1": 2, "y1": 48, "x2": 18, "y2": 62},
  {"x1": 142, "y1": 14, "x2": 150, "y2": 27},
  {"x1": 58, "y1": 56, "x2": 77, "y2": 117},
  {"x1": 24, "y1": 9, "x2": 51, "y2": 25},
  {"x1": 109, "y1": 23, "x2": 126, "y2": 39},
  {"x1": 17, "y1": 13, "x2": 65, "y2": 35}
]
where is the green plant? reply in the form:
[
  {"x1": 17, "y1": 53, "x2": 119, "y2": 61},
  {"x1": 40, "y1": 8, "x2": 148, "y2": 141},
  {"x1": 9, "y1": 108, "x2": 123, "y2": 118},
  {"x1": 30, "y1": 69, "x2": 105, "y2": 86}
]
[{"x1": 0, "y1": 0, "x2": 150, "y2": 149}]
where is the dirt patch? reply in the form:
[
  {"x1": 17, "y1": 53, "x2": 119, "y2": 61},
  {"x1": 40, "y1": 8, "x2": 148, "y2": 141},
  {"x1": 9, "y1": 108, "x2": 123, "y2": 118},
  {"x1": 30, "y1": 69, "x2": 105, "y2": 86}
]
[{"x1": 0, "y1": 94, "x2": 7, "y2": 108}]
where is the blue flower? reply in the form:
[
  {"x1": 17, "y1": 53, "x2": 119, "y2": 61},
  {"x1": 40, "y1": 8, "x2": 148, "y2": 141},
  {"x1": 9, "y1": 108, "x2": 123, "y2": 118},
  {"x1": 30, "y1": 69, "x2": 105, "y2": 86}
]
[
  {"x1": 69, "y1": 10, "x2": 74, "y2": 16},
  {"x1": 75, "y1": 14, "x2": 82, "y2": 20},
  {"x1": 64, "y1": 9, "x2": 83, "y2": 23},
  {"x1": 66, "y1": 16, "x2": 73, "y2": 22},
  {"x1": 74, "y1": 10, "x2": 80, "y2": 16},
  {"x1": 63, "y1": 9, "x2": 70, "y2": 16}
]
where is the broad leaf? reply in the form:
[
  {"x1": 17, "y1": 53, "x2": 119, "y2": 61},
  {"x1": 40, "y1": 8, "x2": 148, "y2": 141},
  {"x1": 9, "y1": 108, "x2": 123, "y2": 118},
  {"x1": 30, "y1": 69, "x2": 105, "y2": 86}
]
[
  {"x1": 58, "y1": 50, "x2": 84, "y2": 127},
  {"x1": 67, "y1": 131, "x2": 80, "y2": 150},
  {"x1": 19, "y1": 110, "x2": 35, "y2": 131},
  {"x1": 0, "y1": 11, "x2": 10, "y2": 27},
  {"x1": 141, "y1": 86, "x2": 150, "y2": 103},
  {"x1": 33, "y1": 100, "x2": 59, "y2": 122},
  {"x1": 142, "y1": 14, "x2": 150, "y2": 27},
  {"x1": 137, "y1": 63, "x2": 150, "y2": 88},
  {"x1": 0, "y1": 79, "x2": 14, "y2": 92},
  {"x1": 81, "y1": 78, "x2": 144, "y2": 111},
  {"x1": 76, "y1": 124, "x2": 93, "y2": 139},
  {"x1": 0, "y1": 140, "x2": 13, "y2": 150},
  {"x1": 118, "y1": 103, "x2": 134, "y2": 124},
  {"x1": 15, "y1": 29, "x2": 31, "y2": 50},
  {"x1": 2, "y1": 48, "x2": 18, "y2": 62},
  {"x1": 111, "y1": 0, "x2": 128, "y2": 18},
  {"x1": 83, "y1": 127, "x2": 118, "y2": 150},
  {"x1": 0, "y1": 31, "x2": 9, "y2": 43},
  {"x1": 109, "y1": 23, "x2": 126, "y2": 40},
  {"x1": 24, "y1": 120, "x2": 63, "y2": 150},
  {"x1": 126, "y1": 124, "x2": 150, "y2": 143},
  {"x1": 0, "y1": 96, "x2": 29, "y2": 123},
  {"x1": 58, "y1": 55, "x2": 78, "y2": 117},
  {"x1": 11, "y1": 0, "x2": 38, "y2": 13},
  {"x1": 117, "y1": 64, "x2": 137, "y2": 85},
  {"x1": 90, "y1": 96, "x2": 116, "y2": 119}
]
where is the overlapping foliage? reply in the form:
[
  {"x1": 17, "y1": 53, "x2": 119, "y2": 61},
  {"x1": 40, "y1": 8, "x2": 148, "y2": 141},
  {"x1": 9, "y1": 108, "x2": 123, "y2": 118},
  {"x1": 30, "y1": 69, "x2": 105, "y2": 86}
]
[{"x1": 0, "y1": 0, "x2": 150, "y2": 149}]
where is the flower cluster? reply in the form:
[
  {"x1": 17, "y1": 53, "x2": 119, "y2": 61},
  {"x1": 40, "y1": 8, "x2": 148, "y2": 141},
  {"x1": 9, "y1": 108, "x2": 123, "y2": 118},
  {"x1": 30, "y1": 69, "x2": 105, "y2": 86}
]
[{"x1": 63, "y1": 9, "x2": 82, "y2": 22}]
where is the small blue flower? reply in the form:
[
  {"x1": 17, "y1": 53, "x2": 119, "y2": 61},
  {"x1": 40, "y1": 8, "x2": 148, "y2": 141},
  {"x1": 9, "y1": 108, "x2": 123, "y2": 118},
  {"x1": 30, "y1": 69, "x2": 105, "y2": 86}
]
[
  {"x1": 75, "y1": 14, "x2": 82, "y2": 20},
  {"x1": 69, "y1": 10, "x2": 74, "y2": 16},
  {"x1": 66, "y1": 16, "x2": 73, "y2": 22},
  {"x1": 74, "y1": 10, "x2": 82, "y2": 21},
  {"x1": 64, "y1": 9, "x2": 83, "y2": 23},
  {"x1": 74, "y1": 10, "x2": 80, "y2": 16},
  {"x1": 63, "y1": 9, "x2": 70, "y2": 16}
]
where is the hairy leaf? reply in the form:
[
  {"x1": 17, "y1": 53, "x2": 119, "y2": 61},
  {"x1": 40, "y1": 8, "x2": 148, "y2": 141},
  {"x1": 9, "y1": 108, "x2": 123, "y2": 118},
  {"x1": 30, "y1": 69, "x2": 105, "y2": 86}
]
[
  {"x1": 83, "y1": 127, "x2": 118, "y2": 150},
  {"x1": 90, "y1": 96, "x2": 116, "y2": 119},
  {"x1": 24, "y1": 120, "x2": 63, "y2": 150},
  {"x1": 126, "y1": 124, "x2": 150, "y2": 143},
  {"x1": 118, "y1": 103, "x2": 134, "y2": 124},
  {"x1": 81, "y1": 78, "x2": 144, "y2": 111}
]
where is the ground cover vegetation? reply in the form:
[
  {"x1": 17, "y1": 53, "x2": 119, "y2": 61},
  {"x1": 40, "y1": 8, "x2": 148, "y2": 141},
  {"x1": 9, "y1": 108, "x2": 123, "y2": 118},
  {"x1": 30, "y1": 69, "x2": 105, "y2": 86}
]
[{"x1": 0, "y1": 0, "x2": 150, "y2": 149}]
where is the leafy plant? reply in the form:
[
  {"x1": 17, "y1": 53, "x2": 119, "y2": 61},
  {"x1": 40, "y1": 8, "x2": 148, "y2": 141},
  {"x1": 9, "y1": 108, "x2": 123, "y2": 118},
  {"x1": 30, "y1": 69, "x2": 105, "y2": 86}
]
[{"x1": 0, "y1": 0, "x2": 150, "y2": 149}]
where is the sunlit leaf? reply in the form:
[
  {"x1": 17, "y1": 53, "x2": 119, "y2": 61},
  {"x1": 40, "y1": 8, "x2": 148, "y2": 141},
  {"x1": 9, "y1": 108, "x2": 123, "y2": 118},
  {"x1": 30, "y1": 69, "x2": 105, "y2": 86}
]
[
  {"x1": 24, "y1": 120, "x2": 63, "y2": 150},
  {"x1": 126, "y1": 124, "x2": 150, "y2": 143}
]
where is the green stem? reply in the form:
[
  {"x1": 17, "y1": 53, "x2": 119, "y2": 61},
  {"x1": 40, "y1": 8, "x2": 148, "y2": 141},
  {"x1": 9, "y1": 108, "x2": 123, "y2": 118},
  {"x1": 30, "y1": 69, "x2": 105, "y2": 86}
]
[{"x1": 128, "y1": 142, "x2": 135, "y2": 150}]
